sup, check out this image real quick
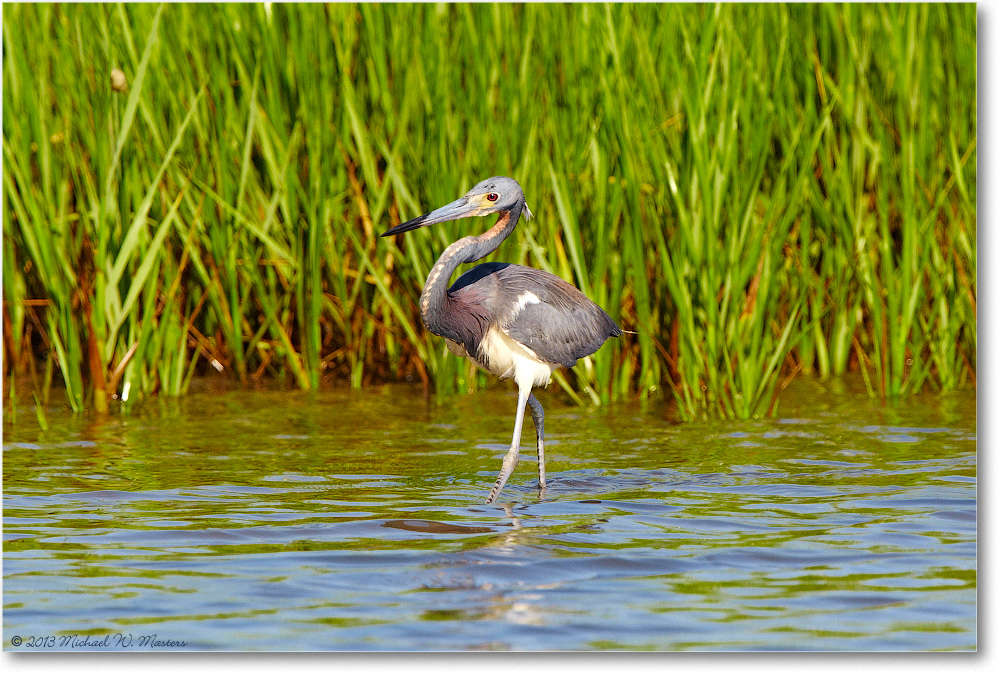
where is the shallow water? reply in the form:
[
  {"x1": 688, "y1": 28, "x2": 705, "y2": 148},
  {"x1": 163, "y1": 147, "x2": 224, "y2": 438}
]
[{"x1": 2, "y1": 378, "x2": 976, "y2": 651}]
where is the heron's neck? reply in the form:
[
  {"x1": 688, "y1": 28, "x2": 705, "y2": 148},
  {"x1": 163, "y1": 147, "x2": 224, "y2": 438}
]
[{"x1": 419, "y1": 203, "x2": 523, "y2": 329}]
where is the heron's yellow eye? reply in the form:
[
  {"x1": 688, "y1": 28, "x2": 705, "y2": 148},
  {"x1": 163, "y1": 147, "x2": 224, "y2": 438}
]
[{"x1": 486, "y1": 192, "x2": 499, "y2": 202}]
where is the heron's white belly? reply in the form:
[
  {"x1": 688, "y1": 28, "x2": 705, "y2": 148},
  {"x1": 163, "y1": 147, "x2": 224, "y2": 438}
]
[{"x1": 477, "y1": 324, "x2": 556, "y2": 389}]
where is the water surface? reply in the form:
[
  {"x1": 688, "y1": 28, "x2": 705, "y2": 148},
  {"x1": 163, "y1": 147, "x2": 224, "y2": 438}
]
[{"x1": 3, "y1": 378, "x2": 976, "y2": 650}]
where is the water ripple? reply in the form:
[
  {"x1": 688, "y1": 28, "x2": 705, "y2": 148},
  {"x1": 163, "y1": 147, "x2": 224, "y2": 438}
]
[{"x1": 2, "y1": 384, "x2": 976, "y2": 650}]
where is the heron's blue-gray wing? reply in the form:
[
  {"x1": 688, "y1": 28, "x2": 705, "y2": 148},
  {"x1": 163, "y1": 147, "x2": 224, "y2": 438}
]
[{"x1": 494, "y1": 267, "x2": 621, "y2": 368}]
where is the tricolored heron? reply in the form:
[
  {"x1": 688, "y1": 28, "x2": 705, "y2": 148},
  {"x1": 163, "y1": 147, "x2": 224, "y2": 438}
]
[{"x1": 381, "y1": 176, "x2": 621, "y2": 503}]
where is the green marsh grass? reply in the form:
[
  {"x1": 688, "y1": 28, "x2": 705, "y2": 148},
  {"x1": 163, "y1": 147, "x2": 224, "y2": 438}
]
[{"x1": 2, "y1": 3, "x2": 976, "y2": 420}]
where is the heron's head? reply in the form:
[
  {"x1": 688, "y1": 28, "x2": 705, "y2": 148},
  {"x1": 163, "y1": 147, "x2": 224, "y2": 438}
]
[{"x1": 381, "y1": 176, "x2": 532, "y2": 237}]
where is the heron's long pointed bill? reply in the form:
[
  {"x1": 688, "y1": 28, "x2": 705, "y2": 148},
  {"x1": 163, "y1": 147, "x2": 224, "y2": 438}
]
[{"x1": 380, "y1": 196, "x2": 480, "y2": 237}]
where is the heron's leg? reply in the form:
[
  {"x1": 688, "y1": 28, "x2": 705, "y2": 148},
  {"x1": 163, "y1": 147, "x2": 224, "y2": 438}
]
[
  {"x1": 526, "y1": 393, "x2": 546, "y2": 489},
  {"x1": 485, "y1": 383, "x2": 530, "y2": 504}
]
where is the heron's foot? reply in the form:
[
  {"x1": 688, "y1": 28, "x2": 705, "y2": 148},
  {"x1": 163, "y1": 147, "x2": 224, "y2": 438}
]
[{"x1": 485, "y1": 447, "x2": 520, "y2": 504}]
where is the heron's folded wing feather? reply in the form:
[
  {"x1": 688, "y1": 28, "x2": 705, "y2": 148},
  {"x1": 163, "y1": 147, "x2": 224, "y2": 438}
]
[{"x1": 495, "y1": 270, "x2": 621, "y2": 368}]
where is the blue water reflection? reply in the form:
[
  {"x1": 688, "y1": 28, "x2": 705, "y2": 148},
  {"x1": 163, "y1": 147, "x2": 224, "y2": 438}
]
[{"x1": 3, "y1": 379, "x2": 976, "y2": 650}]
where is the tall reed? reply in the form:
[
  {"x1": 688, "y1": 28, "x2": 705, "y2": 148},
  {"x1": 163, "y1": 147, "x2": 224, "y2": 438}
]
[{"x1": 2, "y1": 3, "x2": 976, "y2": 419}]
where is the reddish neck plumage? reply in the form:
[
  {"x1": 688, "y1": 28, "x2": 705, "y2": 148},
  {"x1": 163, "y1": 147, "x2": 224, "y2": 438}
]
[{"x1": 418, "y1": 202, "x2": 525, "y2": 335}]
